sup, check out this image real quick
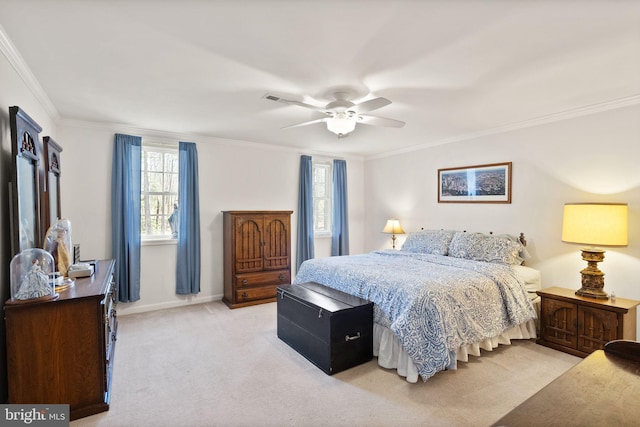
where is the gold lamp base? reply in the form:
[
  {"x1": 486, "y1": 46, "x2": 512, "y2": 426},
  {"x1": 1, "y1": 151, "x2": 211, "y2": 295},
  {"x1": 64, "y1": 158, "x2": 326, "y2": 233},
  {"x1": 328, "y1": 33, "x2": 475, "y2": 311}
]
[{"x1": 575, "y1": 248, "x2": 608, "y2": 300}]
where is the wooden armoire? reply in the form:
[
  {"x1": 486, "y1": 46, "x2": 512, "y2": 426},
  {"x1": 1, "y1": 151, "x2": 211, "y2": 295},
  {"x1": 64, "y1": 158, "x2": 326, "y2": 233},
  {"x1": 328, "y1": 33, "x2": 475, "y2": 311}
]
[{"x1": 222, "y1": 211, "x2": 293, "y2": 308}]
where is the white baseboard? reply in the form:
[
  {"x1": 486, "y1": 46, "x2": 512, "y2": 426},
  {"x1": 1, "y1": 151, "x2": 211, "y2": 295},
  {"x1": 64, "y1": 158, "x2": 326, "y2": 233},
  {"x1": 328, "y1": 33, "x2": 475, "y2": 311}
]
[{"x1": 117, "y1": 294, "x2": 223, "y2": 316}]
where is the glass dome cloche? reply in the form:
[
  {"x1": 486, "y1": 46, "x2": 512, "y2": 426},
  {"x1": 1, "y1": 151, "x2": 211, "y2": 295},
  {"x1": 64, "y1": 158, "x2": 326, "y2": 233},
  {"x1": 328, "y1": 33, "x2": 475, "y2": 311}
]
[{"x1": 9, "y1": 248, "x2": 59, "y2": 303}]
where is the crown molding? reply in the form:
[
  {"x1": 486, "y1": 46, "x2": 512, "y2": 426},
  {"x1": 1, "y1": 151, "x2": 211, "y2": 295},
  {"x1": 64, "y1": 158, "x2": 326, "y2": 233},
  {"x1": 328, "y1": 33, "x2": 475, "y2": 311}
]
[
  {"x1": 367, "y1": 94, "x2": 640, "y2": 160},
  {"x1": 0, "y1": 24, "x2": 59, "y2": 119},
  {"x1": 58, "y1": 118, "x2": 365, "y2": 162}
]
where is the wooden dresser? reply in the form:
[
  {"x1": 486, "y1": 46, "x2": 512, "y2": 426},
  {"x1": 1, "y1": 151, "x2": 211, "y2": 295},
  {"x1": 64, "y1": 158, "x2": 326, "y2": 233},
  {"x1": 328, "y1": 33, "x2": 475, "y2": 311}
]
[
  {"x1": 537, "y1": 287, "x2": 639, "y2": 357},
  {"x1": 223, "y1": 211, "x2": 293, "y2": 308},
  {"x1": 5, "y1": 259, "x2": 117, "y2": 420}
]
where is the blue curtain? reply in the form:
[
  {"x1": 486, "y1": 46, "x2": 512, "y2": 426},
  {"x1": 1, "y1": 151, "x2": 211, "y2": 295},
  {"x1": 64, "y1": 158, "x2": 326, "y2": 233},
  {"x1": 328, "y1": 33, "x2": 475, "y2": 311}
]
[
  {"x1": 176, "y1": 141, "x2": 201, "y2": 294},
  {"x1": 331, "y1": 159, "x2": 349, "y2": 256},
  {"x1": 296, "y1": 155, "x2": 314, "y2": 272},
  {"x1": 111, "y1": 134, "x2": 141, "y2": 302}
]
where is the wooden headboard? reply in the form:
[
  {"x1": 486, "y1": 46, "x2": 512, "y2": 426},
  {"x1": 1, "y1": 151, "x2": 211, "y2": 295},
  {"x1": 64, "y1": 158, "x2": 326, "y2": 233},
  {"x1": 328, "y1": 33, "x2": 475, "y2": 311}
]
[{"x1": 419, "y1": 228, "x2": 528, "y2": 247}]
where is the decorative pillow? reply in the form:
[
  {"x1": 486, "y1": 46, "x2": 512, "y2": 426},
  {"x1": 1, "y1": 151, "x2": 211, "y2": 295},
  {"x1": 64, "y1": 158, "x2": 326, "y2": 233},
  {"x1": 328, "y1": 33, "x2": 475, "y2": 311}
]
[
  {"x1": 496, "y1": 233, "x2": 531, "y2": 263},
  {"x1": 401, "y1": 230, "x2": 456, "y2": 255},
  {"x1": 448, "y1": 232, "x2": 523, "y2": 265}
]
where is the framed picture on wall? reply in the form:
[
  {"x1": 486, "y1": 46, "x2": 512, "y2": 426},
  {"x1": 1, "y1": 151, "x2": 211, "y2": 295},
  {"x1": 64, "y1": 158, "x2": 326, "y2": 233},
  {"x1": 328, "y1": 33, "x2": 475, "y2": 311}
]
[{"x1": 438, "y1": 162, "x2": 512, "y2": 203}]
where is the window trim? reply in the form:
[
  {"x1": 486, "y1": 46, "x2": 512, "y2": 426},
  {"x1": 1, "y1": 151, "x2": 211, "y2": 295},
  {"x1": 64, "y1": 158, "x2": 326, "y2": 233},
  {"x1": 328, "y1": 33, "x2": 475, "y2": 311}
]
[
  {"x1": 142, "y1": 237, "x2": 178, "y2": 246},
  {"x1": 141, "y1": 139, "x2": 179, "y2": 242},
  {"x1": 312, "y1": 158, "x2": 332, "y2": 237}
]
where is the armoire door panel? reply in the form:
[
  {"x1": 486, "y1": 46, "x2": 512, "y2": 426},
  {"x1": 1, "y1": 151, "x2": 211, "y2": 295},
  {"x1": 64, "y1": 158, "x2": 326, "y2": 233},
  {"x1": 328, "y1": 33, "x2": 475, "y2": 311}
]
[
  {"x1": 264, "y1": 215, "x2": 290, "y2": 270},
  {"x1": 234, "y1": 216, "x2": 264, "y2": 272}
]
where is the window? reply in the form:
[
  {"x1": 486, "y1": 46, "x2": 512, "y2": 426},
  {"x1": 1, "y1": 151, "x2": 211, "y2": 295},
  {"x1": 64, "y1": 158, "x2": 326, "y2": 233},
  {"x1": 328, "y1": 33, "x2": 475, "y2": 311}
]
[
  {"x1": 312, "y1": 159, "x2": 332, "y2": 235},
  {"x1": 141, "y1": 141, "x2": 179, "y2": 239}
]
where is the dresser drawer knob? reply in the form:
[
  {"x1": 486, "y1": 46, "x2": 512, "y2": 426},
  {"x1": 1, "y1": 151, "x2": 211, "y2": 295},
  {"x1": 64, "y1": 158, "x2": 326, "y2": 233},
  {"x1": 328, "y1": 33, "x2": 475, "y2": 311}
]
[
  {"x1": 279, "y1": 274, "x2": 285, "y2": 281},
  {"x1": 242, "y1": 279, "x2": 248, "y2": 285},
  {"x1": 241, "y1": 292, "x2": 248, "y2": 299}
]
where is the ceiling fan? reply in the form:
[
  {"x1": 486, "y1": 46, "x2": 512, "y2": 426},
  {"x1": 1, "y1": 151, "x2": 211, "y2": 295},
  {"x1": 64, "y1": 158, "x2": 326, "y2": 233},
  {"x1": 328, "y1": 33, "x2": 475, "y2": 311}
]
[{"x1": 264, "y1": 91, "x2": 405, "y2": 137}]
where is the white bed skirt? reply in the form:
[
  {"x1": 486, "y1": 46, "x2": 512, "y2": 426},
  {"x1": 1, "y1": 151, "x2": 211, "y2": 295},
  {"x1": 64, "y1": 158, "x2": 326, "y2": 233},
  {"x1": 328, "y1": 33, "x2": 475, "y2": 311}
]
[{"x1": 373, "y1": 319, "x2": 538, "y2": 383}]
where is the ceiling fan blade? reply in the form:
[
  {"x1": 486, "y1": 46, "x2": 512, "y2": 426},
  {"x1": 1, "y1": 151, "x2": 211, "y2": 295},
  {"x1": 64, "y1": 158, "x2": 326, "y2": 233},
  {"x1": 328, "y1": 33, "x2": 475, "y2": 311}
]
[
  {"x1": 281, "y1": 117, "x2": 328, "y2": 129},
  {"x1": 349, "y1": 97, "x2": 391, "y2": 114},
  {"x1": 263, "y1": 93, "x2": 327, "y2": 113},
  {"x1": 358, "y1": 115, "x2": 405, "y2": 128}
]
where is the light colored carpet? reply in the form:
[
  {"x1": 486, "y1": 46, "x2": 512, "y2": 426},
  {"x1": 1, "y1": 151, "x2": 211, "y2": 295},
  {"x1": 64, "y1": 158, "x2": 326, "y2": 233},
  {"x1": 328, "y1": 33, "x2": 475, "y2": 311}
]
[{"x1": 71, "y1": 301, "x2": 579, "y2": 427}]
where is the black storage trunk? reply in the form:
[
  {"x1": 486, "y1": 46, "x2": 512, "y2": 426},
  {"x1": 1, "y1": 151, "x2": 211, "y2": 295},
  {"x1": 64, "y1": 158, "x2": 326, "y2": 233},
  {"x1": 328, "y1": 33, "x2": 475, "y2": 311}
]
[{"x1": 277, "y1": 282, "x2": 373, "y2": 375}]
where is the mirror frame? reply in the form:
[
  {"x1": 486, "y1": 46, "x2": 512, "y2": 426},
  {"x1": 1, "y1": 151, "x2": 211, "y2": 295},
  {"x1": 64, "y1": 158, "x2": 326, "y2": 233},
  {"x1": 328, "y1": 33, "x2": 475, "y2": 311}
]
[
  {"x1": 43, "y1": 136, "x2": 63, "y2": 234},
  {"x1": 9, "y1": 106, "x2": 45, "y2": 257}
]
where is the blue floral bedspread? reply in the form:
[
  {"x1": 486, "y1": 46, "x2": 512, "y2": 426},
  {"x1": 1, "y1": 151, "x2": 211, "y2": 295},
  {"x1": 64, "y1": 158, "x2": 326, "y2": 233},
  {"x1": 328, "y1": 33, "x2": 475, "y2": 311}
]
[{"x1": 293, "y1": 250, "x2": 536, "y2": 380}]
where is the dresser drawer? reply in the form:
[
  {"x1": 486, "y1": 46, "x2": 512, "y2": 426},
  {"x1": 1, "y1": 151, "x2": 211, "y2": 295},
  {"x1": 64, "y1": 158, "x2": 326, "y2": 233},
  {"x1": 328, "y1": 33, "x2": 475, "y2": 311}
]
[
  {"x1": 235, "y1": 270, "x2": 290, "y2": 288},
  {"x1": 235, "y1": 284, "x2": 280, "y2": 303}
]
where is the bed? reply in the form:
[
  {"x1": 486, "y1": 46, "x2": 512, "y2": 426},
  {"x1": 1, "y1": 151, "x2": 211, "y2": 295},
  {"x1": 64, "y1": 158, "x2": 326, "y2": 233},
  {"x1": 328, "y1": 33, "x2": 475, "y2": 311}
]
[{"x1": 293, "y1": 230, "x2": 540, "y2": 383}]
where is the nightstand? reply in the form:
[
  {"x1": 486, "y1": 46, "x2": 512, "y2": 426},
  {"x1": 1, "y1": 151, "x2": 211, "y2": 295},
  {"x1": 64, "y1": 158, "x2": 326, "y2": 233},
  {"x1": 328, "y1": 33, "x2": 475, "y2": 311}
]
[{"x1": 537, "y1": 287, "x2": 639, "y2": 357}]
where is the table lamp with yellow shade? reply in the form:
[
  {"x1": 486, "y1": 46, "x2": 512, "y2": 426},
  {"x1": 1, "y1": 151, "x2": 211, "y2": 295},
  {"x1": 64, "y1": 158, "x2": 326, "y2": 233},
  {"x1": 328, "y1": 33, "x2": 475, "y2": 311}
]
[
  {"x1": 561, "y1": 203, "x2": 628, "y2": 299},
  {"x1": 383, "y1": 219, "x2": 405, "y2": 249}
]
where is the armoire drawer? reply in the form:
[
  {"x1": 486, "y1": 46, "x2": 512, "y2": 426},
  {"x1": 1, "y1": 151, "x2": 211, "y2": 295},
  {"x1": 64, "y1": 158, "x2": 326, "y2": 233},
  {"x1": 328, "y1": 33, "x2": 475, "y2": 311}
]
[
  {"x1": 235, "y1": 284, "x2": 280, "y2": 303},
  {"x1": 235, "y1": 270, "x2": 290, "y2": 288}
]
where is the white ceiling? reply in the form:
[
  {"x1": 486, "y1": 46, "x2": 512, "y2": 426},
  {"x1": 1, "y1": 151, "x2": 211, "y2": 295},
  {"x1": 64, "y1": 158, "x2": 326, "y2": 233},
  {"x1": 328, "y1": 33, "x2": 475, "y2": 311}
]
[{"x1": 1, "y1": 0, "x2": 639, "y2": 157}]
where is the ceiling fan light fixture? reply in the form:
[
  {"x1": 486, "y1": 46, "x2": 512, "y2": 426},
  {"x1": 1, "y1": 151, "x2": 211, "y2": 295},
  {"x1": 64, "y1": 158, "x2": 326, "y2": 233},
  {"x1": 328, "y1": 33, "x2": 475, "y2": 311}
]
[
  {"x1": 326, "y1": 114, "x2": 356, "y2": 136},
  {"x1": 265, "y1": 91, "x2": 404, "y2": 136}
]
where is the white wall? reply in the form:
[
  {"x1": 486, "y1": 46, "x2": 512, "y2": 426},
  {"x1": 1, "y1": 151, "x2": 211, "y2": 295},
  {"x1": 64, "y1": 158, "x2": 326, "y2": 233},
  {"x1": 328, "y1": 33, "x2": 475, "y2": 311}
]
[
  {"x1": 365, "y1": 103, "x2": 640, "y2": 336},
  {"x1": 57, "y1": 121, "x2": 365, "y2": 315}
]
